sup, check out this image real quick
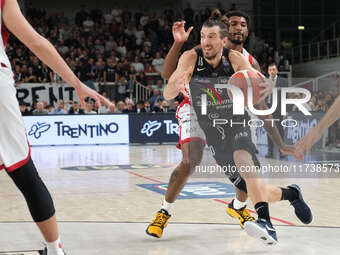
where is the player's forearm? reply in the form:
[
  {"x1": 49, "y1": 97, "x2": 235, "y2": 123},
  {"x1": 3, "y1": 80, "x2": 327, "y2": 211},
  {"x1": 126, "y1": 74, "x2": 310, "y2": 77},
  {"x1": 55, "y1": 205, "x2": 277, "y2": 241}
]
[
  {"x1": 161, "y1": 42, "x2": 184, "y2": 79},
  {"x1": 317, "y1": 94, "x2": 340, "y2": 132},
  {"x1": 163, "y1": 83, "x2": 179, "y2": 100},
  {"x1": 29, "y1": 35, "x2": 81, "y2": 89}
]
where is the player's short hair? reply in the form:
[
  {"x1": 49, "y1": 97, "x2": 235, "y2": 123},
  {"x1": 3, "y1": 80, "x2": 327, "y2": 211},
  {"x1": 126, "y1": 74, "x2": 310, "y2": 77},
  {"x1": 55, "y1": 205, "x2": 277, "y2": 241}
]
[
  {"x1": 203, "y1": 9, "x2": 229, "y2": 38},
  {"x1": 225, "y1": 10, "x2": 251, "y2": 30}
]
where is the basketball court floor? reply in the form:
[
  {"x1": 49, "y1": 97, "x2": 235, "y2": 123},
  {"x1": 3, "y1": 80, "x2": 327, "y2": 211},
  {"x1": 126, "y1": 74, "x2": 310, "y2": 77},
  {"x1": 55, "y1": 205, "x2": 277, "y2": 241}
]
[{"x1": 1, "y1": 144, "x2": 340, "y2": 254}]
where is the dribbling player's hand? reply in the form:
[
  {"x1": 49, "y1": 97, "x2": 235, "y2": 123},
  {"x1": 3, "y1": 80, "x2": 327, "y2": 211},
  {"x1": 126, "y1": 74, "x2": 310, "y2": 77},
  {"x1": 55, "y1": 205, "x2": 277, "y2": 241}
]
[
  {"x1": 173, "y1": 21, "x2": 193, "y2": 43},
  {"x1": 295, "y1": 126, "x2": 322, "y2": 157},
  {"x1": 75, "y1": 83, "x2": 113, "y2": 109},
  {"x1": 280, "y1": 144, "x2": 304, "y2": 162},
  {"x1": 173, "y1": 66, "x2": 193, "y2": 98},
  {"x1": 258, "y1": 78, "x2": 274, "y2": 104}
]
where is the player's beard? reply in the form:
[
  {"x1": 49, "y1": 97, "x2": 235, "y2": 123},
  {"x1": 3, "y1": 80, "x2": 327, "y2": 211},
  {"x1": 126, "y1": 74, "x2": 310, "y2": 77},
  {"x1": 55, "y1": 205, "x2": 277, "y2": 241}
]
[
  {"x1": 229, "y1": 32, "x2": 246, "y2": 45},
  {"x1": 203, "y1": 46, "x2": 220, "y2": 60},
  {"x1": 229, "y1": 37, "x2": 244, "y2": 45},
  {"x1": 204, "y1": 52, "x2": 218, "y2": 60}
]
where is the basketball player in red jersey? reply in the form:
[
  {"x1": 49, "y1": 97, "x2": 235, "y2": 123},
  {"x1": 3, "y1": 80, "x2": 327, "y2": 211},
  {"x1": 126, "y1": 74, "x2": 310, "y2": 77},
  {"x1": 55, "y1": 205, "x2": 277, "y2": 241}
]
[
  {"x1": 0, "y1": 0, "x2": 112, "y2": 254},
  {"x1": 146, "y1": 12, "x2": 312, "y2": 245}
]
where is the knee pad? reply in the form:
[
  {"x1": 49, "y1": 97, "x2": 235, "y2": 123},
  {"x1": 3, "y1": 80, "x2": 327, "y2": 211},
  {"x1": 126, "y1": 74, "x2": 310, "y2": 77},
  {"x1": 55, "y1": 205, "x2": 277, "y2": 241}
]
[
  {"x1": 215, "y1": 154, "x2": 248, "y2": 193},
  {"x1": 7, "y1": 157, "x2": 55, "y2": 222}
]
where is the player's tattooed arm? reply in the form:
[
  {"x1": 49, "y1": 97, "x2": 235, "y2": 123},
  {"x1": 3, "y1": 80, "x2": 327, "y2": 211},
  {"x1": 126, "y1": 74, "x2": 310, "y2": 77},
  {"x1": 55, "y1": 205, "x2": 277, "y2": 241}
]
[
  {"x1": 251, "y1": 58, "x2": 261, "y2": 72},
  {"x1": 229, "y1": 50, "x2": 283, "y2": 146},
  {"x1": 229, "y1": 50, "x2": 257, "y2": 72}
]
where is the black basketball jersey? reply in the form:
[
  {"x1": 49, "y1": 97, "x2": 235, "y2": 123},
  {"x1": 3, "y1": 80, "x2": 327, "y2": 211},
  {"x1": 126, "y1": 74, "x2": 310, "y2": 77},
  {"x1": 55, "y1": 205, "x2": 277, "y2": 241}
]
[
  {"x1": 189, "y1": 47, "x2": 250, "y2": 128},
  {"x1": 192, "y1": 48, "x2": 235, "y2": 78}
]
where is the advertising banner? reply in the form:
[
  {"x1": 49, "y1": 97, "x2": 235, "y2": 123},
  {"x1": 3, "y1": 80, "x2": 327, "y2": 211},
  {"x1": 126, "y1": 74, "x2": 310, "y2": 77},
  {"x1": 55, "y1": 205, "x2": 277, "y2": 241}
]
[
  {"x1": 23, "y1": 114, "x2": 129, "y2": 146},
  {"x1": 129, "y1": 113, "x2": 179, "y2": 143}
]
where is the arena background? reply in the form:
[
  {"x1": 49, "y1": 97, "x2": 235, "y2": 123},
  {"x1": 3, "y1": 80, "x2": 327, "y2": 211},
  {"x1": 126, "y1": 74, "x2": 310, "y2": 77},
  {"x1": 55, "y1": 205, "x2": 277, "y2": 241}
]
[
  {"x1": 12, "y1": 0, "x2": 340, "y2": 150},
  {"x1": 1, "y1": 0, "x2": 340, "y2": 254}
]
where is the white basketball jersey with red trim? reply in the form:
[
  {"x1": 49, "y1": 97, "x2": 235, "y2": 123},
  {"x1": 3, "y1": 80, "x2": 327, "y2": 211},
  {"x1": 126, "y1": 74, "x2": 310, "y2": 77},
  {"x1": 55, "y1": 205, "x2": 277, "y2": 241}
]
[
  {"x1": 0, "y1": 0, "x2": 12, "y2": 75},
  {"x1": 241, "y1": 48, "x2": 258, "y2": 146},
  {"x1": 242, "y1": 48, "x2": 253, "y2": 65}
]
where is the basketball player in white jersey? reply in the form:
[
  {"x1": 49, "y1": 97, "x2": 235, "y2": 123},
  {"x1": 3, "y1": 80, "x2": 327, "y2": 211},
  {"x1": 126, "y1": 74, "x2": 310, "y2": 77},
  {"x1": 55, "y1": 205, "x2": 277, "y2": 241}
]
[
  {"x1": 146, "y1": 11, "x2": 312, "y2": 243},
  {"x1": 296, "y1": 94, "x2": 340, "y2": 155},
  {"x1": 0, "y1": 0, "x2": 111, "y2": 254}
]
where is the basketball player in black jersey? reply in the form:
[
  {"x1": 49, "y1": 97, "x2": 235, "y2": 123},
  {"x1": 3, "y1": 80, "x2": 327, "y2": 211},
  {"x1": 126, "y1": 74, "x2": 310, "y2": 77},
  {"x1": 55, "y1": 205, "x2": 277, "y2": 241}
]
[
  {"x1": 147, "y1": 15, "x2": 312, "y2": 245},
  {"x1": 146, "y1": 10, "x2": 312, "y2": 241},
  {"x1": 146, "y1": 11, "x2": 265, "y2": 237}
]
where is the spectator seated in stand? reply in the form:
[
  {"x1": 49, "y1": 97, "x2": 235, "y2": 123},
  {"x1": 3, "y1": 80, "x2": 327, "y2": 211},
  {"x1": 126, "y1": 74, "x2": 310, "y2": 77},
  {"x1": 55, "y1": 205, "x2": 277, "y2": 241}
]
[
  {"x1": 152, "y1": 99, "x2": 163, "y2": 113},
  {"x1": 106, "y1": 103, "x2": 117, "y2": 114},
  {"x1": 155, "y1": 79, "x2": 164, "y2": 92},
  {"x1": 32, "y1": 101, "x2": 48, "y2": 115},
  {"x1": 50, "y1": 100, "x2": 67, "y2": 114},
  {"x1": 84, "y1": 101, "x2": 97, "y2": 114},
  {"x1": 144, "y1": 100, "x2": 152, "y2": 113},
  {"x1": 135, "y1": 100, "x2": 146, "y2": 113},
  {"x1": 68, "y1": 101, "x2": 84, "y2": 114},
  {"x1": 161, "y1": 100, "x2": 175, "y2": 112},
  {"x1": 19, "y1": 102, "x2": 31, "y2": 116},
  {"x1": 149, "y1": 88, "x2": 164, "y2": 107},
  {"x1": 116, "y1": 101, "x2": 125, "y2": 113},
  {"x1": 123, "y1": 101, "x2": 135, "y2": 113}
]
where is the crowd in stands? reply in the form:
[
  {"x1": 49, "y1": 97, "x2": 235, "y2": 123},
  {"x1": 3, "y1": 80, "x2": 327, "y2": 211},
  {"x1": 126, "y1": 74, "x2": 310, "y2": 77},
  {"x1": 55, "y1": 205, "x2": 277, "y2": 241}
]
[
  {"x1": 10, "y1": 5, "x2": 174, "y2": 99},
  {"x1": 10, "y1": 5, "x2": 340, "y2": 136},
  {"x1": 10, "y1": 4, "x2": 340, "y2": 148},
  {"x1": 10, "y1": 4, "x2": 291, "y2": 108},
  {"x1": 19, "y1": 94, "x2": 178, "y2": 116},
  {"x1": 292, "y1": 74, "x2": 340, "y2": 112}
]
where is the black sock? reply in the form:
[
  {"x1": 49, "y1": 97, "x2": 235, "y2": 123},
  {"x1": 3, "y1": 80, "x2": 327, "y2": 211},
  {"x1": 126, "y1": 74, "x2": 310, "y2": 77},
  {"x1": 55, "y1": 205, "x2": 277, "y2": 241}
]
[
  {"x1": 255, "y1": 202, "x2": 271, "y2": 223},
  {"x1": 281, "y1": 187, "x2": 298, "y2": 202}
]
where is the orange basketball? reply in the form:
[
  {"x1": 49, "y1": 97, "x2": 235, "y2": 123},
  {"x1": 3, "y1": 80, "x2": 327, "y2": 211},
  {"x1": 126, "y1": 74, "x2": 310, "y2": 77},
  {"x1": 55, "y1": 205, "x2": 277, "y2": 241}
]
[{"x1": 227, "y1": 70, "x2": 266, "y2": 106}]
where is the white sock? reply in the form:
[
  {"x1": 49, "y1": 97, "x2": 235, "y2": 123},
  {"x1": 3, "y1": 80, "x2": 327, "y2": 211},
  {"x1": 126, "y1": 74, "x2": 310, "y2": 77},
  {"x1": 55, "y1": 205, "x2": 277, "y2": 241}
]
[
  {"x1": 46, "y1": 237, "x2": 64, "y2": 255},
  {"x1": 161, "y1": 199, "x2": 173, "y2": 214},
  {"x1": 233, "y1": 197, "x2": 247, "y2": 210}
]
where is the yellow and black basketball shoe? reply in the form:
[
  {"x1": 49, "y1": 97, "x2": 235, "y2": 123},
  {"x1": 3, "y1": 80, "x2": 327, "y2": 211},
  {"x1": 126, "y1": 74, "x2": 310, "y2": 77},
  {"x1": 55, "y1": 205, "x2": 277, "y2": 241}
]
[{"x1": 146, "y1": 209, "x2": 171, "y2": 238}]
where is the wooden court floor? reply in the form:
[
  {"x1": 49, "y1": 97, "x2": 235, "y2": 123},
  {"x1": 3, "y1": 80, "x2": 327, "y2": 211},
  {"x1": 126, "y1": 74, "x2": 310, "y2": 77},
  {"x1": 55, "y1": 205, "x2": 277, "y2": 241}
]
[{"x1": 0, "y1": 145, "x2": 339, "y2": 254}]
